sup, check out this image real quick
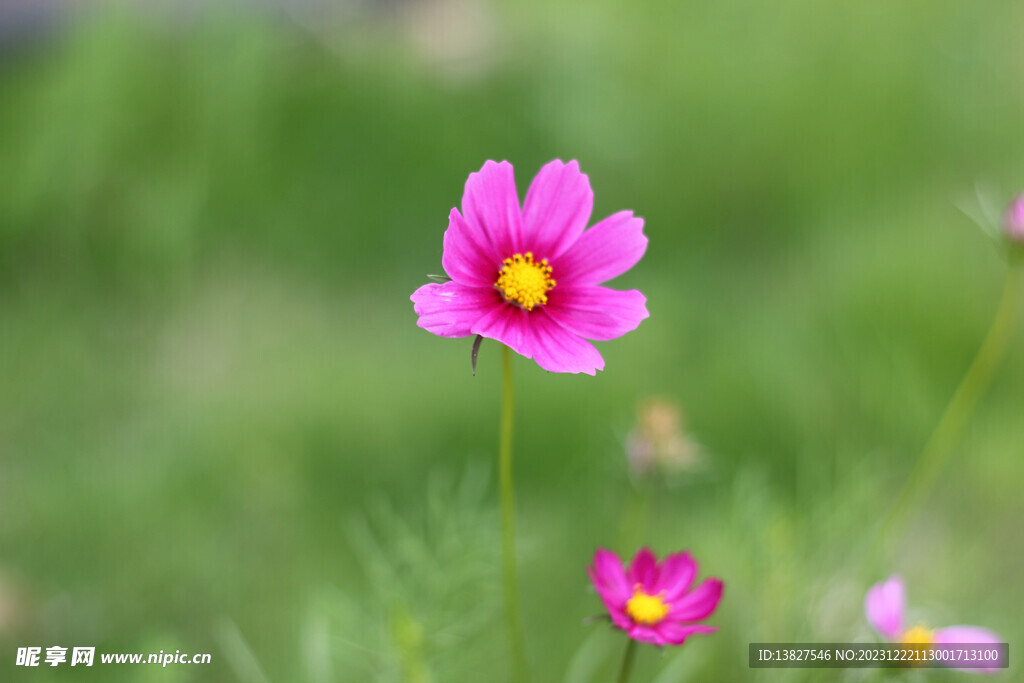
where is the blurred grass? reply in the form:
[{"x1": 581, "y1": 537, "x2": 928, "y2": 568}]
[{"x1": 1, "y1": 1, "x2": 1023, "y2": 681}]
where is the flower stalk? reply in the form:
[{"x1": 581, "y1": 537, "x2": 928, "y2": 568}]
[
  {"x1": 880, "y1": 264, "x2": 1023, "y2": 544},
  {"x1": 616, "y1": 638, "x2": 638, "y2": 683},
  {"x1": 499, "y1": 345, "x2": 529, "y2": 683}
]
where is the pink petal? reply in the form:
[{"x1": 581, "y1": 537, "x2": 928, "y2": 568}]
[
  {"x1": 521, "y1": 159, "x2": 594, "y2": 261},
  {"x1": 654, "y1": 623, "x2": 718, "y2": 646},
  {"x1": 469, "y1": 305, "x2": 605, "y2": 374},
  {"x1": 469, "y1": 303, "x2": 532, "y2": 358},
  {"x1": 546, "y1": 285, "x2": 649, "y2": 341},
  {"x1": 606, "y1": 606, "x2": 635, "y2": 632},
  {"x1": 667, "y1": 578, "x2": 724, "y2": 622},
  {"x1": 443, "y1": 208, "x2": 502, "y2": 286},
  {"x1": 932, "y1": 626, "x2": 1003, "y2": 645},
  {"x1": 411, "y1": 282, "x2": 499, "y2": 338},
  {"x1": 933, "y1": 626, "x2": 1005, "y2": 674},
  {"x1": 653, "y1": 551, "x2": 698, "y2": 601},
  {"x1": 626, "y1": 547, "x2": 659, "y2": 592},
  {"x1": 553, "y1": 210, "x2": 647, "y2": 286},
  {"x1": 864, "y1": 575, "x2": 905, "y2": 640},
  {"x1": 588, "y1": 548, "x2": 631, "y2": 607},
  {"x1": 521, "y1": 310, "x2": 605, "y2": 375},
  {"x1": 461, "y1": 160, "x2": 522, "y2": 259},
  {"x1": 626, "y1": 624, "x2": 671, "y2": 646}
]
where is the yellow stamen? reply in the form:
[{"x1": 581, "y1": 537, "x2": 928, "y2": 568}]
[
  {"x1": 901, "y1": 625, "x2": 934, "y2": 645},
  {"x1": 625, "y1": 584, "x2": 670, "y2": 626},
  {"x1": 494, "y1": 252, "x2": 556, "y2": 311}
]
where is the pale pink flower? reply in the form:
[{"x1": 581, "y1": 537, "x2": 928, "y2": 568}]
[
  {"x1": 411, "y1": 160, "x2": 648, "y2": 375},
  {"x1": 588, "y1": 547, "x2": 723, "y2": 646},
  {"x1": 865, "y1": 575, "x2": 1004, "y2": 674},
  {"x1": 625, "y1": 398, "x2": 700, "y2": 477}
]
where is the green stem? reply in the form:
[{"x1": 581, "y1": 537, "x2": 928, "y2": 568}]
[
  {"x1": 879, "y1": 265, "x2": 1023, "y2": 546},
  {"x1": 499, "y1": 345, "x2": 529, "y2": 683},
  {"x1": 616, "y1": 638, "x2": 638, "y2": 683}
]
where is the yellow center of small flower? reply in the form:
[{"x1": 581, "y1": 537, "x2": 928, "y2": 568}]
[
  {"x1": 625, "y1": 584, "x2": 670, "y2": 626},
  {"x1": 901, "y1": 625, "x2": 934, "y2": 645},
  {"x1": 494, "y1": 252, "x2": 556, "y2": 311}
]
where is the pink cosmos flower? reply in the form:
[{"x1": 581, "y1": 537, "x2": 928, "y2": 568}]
[
  {"x1": 411, "y1": 160, "x2": 649, "y2": 375},
  {"x1": 588, "y1": 547, "x2": 723, "y2": 646},
  {"x1": 865, "y1": 575, "x2": 1004, "y2": 674},
  {"x1": 1004, "y1": 193, "x2": 1024, "y2": 242}
]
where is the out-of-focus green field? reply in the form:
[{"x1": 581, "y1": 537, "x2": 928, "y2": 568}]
[{"x1": 2, "y1": 3, "x2": 1023, "y2": 681}]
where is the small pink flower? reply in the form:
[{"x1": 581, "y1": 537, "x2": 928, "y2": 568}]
[
  {"x1": 588, "y1": 547, "x2": 723, "y2": 646},
  {"x1": 865, "y1": 575, "x2": 1004, "y2": 674},
  {"x1": 1004, "y1": 193, "x2": 1024, "y2": 242},
  {"x1": 411, "y1": 160, "x2": 649, "y2": 375}
]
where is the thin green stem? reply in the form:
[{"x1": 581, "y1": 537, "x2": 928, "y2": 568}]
[
  {"x1": 878, "y1": 265, "x2": 1023, "y2": 548},
  {"x1": 499, "y1": 345, "x2": 528, "y2": 683},
  {"x1": 616, "y1": 638, "x2": 638, "y2": 683}
]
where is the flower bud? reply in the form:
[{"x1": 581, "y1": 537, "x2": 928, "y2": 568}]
[{"x1": 1004, "y1": 193, "x2": 1024, "y2": 242}]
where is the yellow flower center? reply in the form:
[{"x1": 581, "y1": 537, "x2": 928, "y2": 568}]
[
  {"x1": 494, "y1": 252, "x2": 556, "y2": 311},
  {"x1": 625, "y1": 584, "x2": 670, "y2": 626},
  {"x1": 901, "y1": 625, "x2": 934, "y2": 645}
]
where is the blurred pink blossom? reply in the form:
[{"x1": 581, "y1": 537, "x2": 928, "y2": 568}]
[
  {"x1": 865, "y1": 575, "x2": 1004, "y2": 674},
  {"x1": 1004, "y1": 193, "x2": 1024, "y2": 242},
  {"x1": 625, "y1": 398, "x2": 700, "y2": 477}
]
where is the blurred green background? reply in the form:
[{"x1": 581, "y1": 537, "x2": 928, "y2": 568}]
[{"x1": 1, "y1": 1, "x2": 1023, "y2": 681}]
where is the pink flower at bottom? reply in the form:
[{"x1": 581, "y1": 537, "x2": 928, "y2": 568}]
[
  {"x1": 865, "y1": 575, "x2": 1005, "y2": 674},
  {"x1": 588, "y1": 547, "x2": 723, "y2": 646},
  {"x1": 411, "y1": 159, "x2": 649, "y2": 375}
]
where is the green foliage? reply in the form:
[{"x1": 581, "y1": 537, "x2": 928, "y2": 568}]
[{"x1": 1, "y1": 3, "x2": 1022, "y2": 680}]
